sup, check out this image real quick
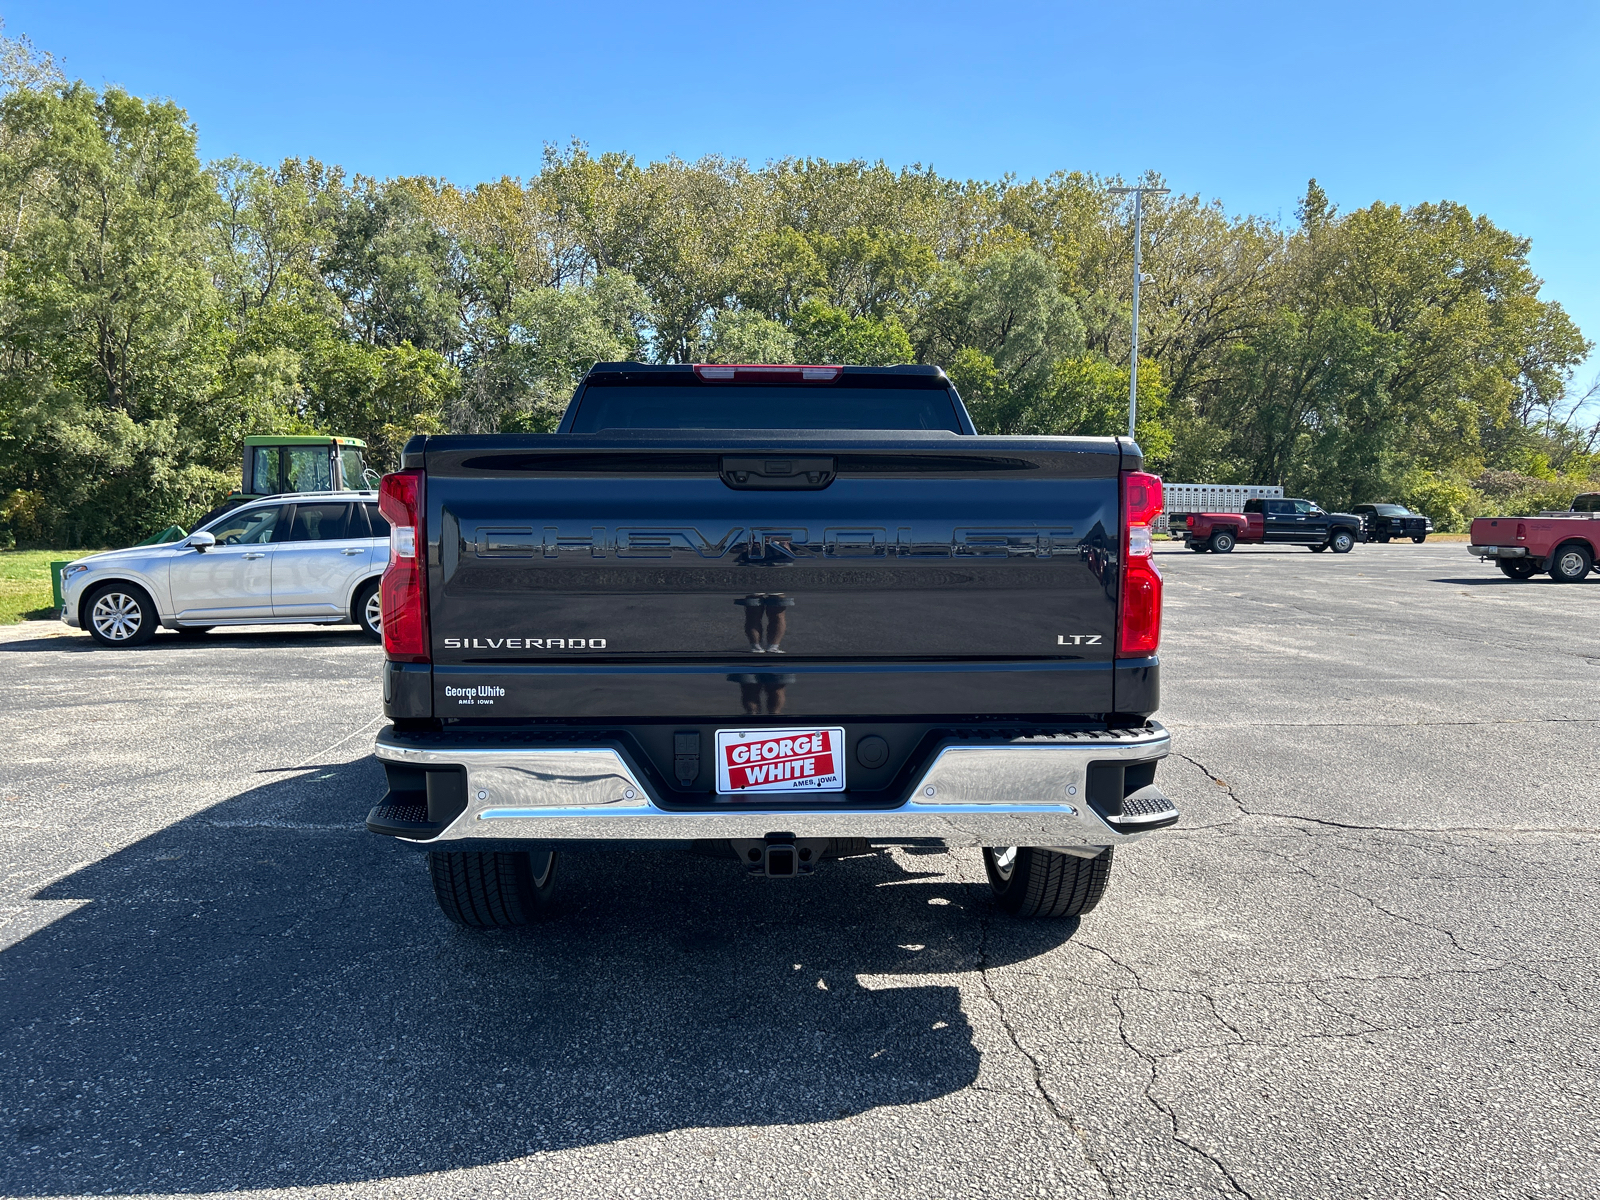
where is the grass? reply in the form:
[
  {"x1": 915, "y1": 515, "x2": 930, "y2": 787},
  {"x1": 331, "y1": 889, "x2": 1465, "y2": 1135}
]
[{"x1": 0, "y1": 549, "x2": 104, "y2": 624}]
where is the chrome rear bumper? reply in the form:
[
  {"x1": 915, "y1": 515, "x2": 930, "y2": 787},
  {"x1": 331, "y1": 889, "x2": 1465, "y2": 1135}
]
[
  {"x1": 370, "y1": 723, "x2": 1174, "y2": 848},
  {"x1": 1468, "y1": 544, "x2": 1527, "y2": 558}
]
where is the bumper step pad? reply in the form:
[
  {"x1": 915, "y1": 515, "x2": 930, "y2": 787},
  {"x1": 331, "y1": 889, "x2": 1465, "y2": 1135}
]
[
  {"x1": 366, "y1": 799, "x2": 446, "y2": 840},
  {"x1": 1106, "y1": 785, "x2": 1180, "y2": 830}
]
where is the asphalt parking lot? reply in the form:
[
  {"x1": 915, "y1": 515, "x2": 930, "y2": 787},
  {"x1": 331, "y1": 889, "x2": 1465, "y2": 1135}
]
[{"x1": 2, "y1": 540, "x2": 1597, "y2": 1200}]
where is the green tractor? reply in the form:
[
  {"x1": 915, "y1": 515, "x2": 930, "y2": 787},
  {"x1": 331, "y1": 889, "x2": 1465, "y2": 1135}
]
[{"x1": 184, "y1": 435, "x2": 373, "y2": 533}]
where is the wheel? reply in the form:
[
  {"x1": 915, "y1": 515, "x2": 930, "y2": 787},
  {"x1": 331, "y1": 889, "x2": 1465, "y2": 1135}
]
[
  {"x1": 1208, "y1": 530, "x2": 1236, "y2": 554},
  {"x1": 84, "y1": 582, "x2": 158, "y2": 647},
  {"x1": 1377, "y1": 533, "x2": 1391, "y2": 544},
  {"x1": 174, "y1": 625, "x2": 213, "y2": 637},
  {"x1": 353, "y1": 578, "x2": 383, "y2": 640},
  {"x1": 1498, "y1": 559, "x2": 1538, "y2": 580},
  {"x1": 428, "y1": 850, "x2": 557, "y2": 927},
  {"x1": 1187, "y1": 542, "x2": 1209, "y2": 553},
  {"x1": 983, "y1": 847, "x2": 1115, "y2": 918},
  {"x1": 1412, "y1": 535, "x2": 1426, "y2": 544},
  {"x1": 1329, "y1": 529, "x2": 1355, "y2": 553},
  {"x1": 1310, "y1": 543, "x2": 1327, "y2": 552},
  {"x1": 1548, "y1": 542, "x2": 1593, "y2": 583}
]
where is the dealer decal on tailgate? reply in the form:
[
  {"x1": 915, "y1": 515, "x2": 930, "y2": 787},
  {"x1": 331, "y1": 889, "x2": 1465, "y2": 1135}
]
[{"x1": 715, "y1": 727, "x2": 847, "y2": 795}]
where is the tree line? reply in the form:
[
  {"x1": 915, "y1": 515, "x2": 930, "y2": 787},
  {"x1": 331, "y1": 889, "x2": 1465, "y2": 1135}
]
[{"x1": 0, "y1": 31, "x2": 1593, "y2": 547}]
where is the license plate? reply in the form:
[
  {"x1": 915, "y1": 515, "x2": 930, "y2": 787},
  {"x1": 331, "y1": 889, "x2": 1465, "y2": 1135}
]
[{"x1": 715, "y1": 727, "x2": 846, "y2": 795}]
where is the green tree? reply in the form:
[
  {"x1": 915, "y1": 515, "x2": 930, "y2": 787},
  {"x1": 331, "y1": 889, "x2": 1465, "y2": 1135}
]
[
  {"x1": 1017, "y1": 354, "x2": 1171, "y2": 459},
  {"x1": 459, "y1": 270, "x2": 648, "y2": 433},
  {"x1": 790, "y1": 301, "x2": 912, "y2": 365},
  {"x1": 917, "y1": 249, "x2": 1084, "y2": 432},
  {"x1": 706, "y1": 309, "x2": 796, "y2": 364},
  {"x1": 0, "y1": 80, "x2": 227, "y2": 543}
]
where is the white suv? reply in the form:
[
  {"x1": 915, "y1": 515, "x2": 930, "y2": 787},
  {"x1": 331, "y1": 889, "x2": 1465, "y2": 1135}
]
[{"x1": 60, "y1": 491, "x2": 390, "y2": 647}]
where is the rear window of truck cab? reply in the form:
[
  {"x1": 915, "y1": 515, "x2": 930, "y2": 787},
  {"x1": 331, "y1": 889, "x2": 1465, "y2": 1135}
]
[{"x1": 568, "y1": 374, "x2": 965, "y2": 433}]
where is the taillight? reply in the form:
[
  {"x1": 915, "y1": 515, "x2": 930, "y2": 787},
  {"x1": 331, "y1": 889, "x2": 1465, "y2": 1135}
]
[
  {"x1": 1118, "y1": 470, "x2": 1164, "y2": 657},
  {"x1": 378, "y1": 469, "x2": 429, "y2": 662},
  {"x1": 692, "y1": 364, "x2": 842, "y2": 382}
]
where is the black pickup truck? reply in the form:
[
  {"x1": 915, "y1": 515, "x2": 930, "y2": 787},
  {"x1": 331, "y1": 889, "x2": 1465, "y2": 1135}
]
[
  {"x1": 366, "y1": 363, "x2": 1177, "y2": 926},
  {"x1": 1350, "y1": 503, "x2": 1433, "y2": 543},
  {"x1": 1183, "y1": 497, "x2": 1366, "y2": 553}
]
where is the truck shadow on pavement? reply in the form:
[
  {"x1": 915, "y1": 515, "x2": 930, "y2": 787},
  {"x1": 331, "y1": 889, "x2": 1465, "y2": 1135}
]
[{"x1": 1, "y1": 758, "x2": 1073, "y2": 1194}]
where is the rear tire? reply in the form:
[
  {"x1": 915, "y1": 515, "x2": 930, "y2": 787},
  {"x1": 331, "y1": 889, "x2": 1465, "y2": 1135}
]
[
  {"x1": 983, "y1": 847, "x2": 1115, "y2": 918},
  {"x1": 1498, "y1": 558, "x2": 1538, "y2": 580},
  {"x1": 1412, "y1": 535, "x2": 1426, "y2": 544},
  {"x1": 1310, "y1": 543, "x2": 1327, "y2": 552},
  {"x1": 428, "y1": 850, "x2": 557, "y2": 927},
  {"x1": 1208, "y1": 530, "x2": 1236, "y2": 554},
  {"x1": 353, "y1": 578, "x2": 383, "y2": 641},
  {"x1": 1329, "y1": 529, "x2": 1355, "y2": 553},
  {"x1": 84, "y1": 582, "x2": 158, "y2": 647},
  {"x1": 1377, "y1": 533, "x2": 1391, "y2": 544},
  {"x1": 1548, "y1": 543, "x2": 1593, "y2": 583},
  {"x1": 1187, "y1": 542, "x2": 1208, "y2": 553}
]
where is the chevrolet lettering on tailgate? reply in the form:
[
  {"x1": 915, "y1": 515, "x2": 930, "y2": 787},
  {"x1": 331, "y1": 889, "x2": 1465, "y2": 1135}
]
[{"x1": 716, "y1": 727, "x2": 846, "y2": 794}]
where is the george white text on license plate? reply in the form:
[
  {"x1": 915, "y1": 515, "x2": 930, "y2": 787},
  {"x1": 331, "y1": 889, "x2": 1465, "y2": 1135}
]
[{"x1": 715, "y1": 727, "x2": 846, "y2": 794}]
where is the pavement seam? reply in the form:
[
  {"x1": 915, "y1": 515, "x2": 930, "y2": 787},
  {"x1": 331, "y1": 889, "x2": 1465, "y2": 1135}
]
[{"x1": 1173, "y1": 751, "x2": 1511, "y2": 972}]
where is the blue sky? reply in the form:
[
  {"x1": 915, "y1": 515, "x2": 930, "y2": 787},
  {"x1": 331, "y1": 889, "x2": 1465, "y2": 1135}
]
[{"x1": 12, "y1": 0, "x2": 1600, "y2": 385}]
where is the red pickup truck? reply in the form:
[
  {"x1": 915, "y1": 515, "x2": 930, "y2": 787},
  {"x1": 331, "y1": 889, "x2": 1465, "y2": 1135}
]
[
  {"x1": 1182, "y1": 498, "x2": 1365, "y2": 554},
  {"x1": 1469, "y1": 494, "x2": 1599, "y2": 582}
]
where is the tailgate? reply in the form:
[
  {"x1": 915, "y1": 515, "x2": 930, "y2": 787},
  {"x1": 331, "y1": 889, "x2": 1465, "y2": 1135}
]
[
  {"x1": 419, "y1": 434, "x2": 1130, "y2": 718},
  {"x1": 1470, "y1": 517, "x2": 1515, "y2": 545}
]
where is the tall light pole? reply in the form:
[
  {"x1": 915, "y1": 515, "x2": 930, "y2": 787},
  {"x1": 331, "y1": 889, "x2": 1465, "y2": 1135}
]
[{"x1": 1108, "y1": 184, "x2": 1169, "y2": 441}]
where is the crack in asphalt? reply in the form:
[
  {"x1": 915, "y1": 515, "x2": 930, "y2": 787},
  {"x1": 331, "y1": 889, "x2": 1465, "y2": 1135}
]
[
  {"x1": 958, "y1": 876, "x2": 1114, "y2": 1199},
  {"x1": 1173, "y1": 752, "x2": 1600, "y2": 837},
  {"x1": 1075, "y1": 941, "x2": 1258, "y2": 1199},
  {"x1": 1175, "y1": 752, "x2": 1250, "y2": 822},
  {"x1": 1239, "y1": 838, "x2": 1495, "y2": 959}
]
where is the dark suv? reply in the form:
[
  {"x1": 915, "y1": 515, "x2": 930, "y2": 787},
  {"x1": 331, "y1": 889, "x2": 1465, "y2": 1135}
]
[{"x1": 1352, "y1": 503, "x2": 1433, "y2": 544}]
